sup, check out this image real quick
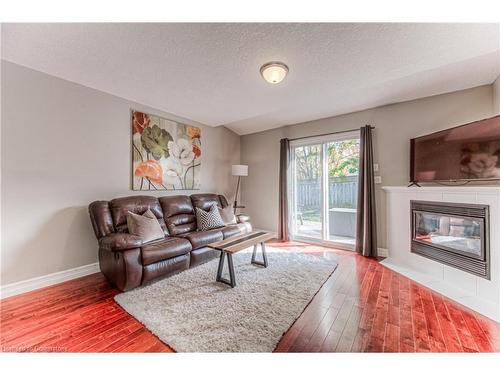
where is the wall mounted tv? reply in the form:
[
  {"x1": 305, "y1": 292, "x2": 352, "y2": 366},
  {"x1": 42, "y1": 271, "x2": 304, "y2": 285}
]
[{"x1": 410, "y1": 115, "x2": 500, "y2": 183}]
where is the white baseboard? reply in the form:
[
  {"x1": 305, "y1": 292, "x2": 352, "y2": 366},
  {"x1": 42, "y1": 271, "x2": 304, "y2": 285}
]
[
  {"x1": 377, "y1": 247, "x2": 389, "y2": 257},
  {"x1": 0, "y1": 262, "x2": 100, "y2": 299}
]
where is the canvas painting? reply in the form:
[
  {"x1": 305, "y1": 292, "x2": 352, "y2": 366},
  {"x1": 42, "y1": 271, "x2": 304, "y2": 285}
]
[{"x1": 132, "y1": 110, "x2": 201, "y2": 190}]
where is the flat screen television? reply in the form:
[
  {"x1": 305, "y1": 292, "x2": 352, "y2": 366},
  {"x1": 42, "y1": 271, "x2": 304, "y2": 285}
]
[{"x1": 410, "y1": 115, "x2": 500, "y2": 183}]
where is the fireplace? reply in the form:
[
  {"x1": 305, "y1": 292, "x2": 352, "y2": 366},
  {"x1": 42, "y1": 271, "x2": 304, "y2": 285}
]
[{"x1": 410, "y1": 200, "x2": 490, "y2": 279}]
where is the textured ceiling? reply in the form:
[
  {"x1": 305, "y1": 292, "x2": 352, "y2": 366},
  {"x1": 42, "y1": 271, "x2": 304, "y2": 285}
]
[{"x1": 2, "y1": 23, "x2": 499, "y2": 135}]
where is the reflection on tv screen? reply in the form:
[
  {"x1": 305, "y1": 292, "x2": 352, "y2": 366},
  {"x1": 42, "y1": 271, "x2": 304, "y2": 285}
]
[{"x1": 412, "y1": 116, "x2": 500, "y2": 182}]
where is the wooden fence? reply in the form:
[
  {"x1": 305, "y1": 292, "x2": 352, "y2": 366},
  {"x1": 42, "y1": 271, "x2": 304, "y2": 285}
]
[{"x1": 296, "y1": 175, "x2": 358, "y2": 210}]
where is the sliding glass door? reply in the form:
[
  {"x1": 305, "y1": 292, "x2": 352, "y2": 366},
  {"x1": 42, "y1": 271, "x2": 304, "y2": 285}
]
[
  {"x1": 291, "y1": 143, "x2": 323, "y2": 240},
  {"x1": 325, "y1": 136, "x2": 360, "y2": 247},
  {"x1": 290, "y1": 131, "x2": 360, "y2": 249}
]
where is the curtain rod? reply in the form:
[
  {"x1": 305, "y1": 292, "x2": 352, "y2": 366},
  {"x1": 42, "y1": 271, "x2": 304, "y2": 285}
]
[{"x1": 287, "y1": 126, "x2": 375, "y2": 142}]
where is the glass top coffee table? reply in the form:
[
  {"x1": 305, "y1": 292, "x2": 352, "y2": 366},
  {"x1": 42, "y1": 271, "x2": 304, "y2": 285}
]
[{"x1": 208, "y1": 230, "x2": 276, "y2": 287}]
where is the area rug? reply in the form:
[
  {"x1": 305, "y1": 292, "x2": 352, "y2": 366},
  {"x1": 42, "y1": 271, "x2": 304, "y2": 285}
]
[{"x1": 114, "y1": 248, "x2": 338, "y2": 352}]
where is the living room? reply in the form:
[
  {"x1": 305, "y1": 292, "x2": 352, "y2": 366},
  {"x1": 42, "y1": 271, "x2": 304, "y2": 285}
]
[{"x1": 1, "y1": 1, "x2": 500, "y2": 374}]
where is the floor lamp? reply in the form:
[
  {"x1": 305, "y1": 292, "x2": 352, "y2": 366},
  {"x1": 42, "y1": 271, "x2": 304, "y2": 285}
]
[{"x1": 232, "y1": 164, "x2": 248, "y2": 214}]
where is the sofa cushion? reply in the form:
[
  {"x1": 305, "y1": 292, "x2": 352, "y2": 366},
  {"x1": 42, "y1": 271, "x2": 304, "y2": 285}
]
[
  {"x1": 221, "y1": 225, "x2": 243, "y2": 239},
  {"x1": 159, "y1": 195, "x2": 197, "y2": 235},
  {"x1": 190, "y1": 247, "x2": 219, "y2": 268},
  {"x1": 222, "y1": 223, "x2": 252, "y2": 239},
  {"x1": 191, "y1": 193, "x2": 227, "y2": 211},
  {"x1": 142, "y1": 254, "x2": 190, "y2": 283},
  {"x1": 141, "y1": 237, "x2": 192, "y2": 266},
  {"x1": 180, "y1": 229, "x2": 223, "y2": 250},
  {"x1": 109, "y1": 195, "x2": 167, "y2": 233}
]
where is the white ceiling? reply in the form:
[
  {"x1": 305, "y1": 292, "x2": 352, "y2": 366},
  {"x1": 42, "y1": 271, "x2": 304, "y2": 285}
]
[{"x1": 2, "y1": 23, "x2": 499, "y2": 135}]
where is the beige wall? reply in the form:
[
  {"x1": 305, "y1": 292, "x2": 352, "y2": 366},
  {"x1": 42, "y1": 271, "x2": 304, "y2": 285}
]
[
  {"x1": 494, "y1": 75, "x2": 500, "y2": 115},
  {"x1": 1, "y1": 60, "x2": 497, "y2": 285},
  {"x1": 1, "y1": 61, "x2": 240, "y2": 285},
  {"x1": 241, "y1": 85, "x2": 496, "y2": 248}
]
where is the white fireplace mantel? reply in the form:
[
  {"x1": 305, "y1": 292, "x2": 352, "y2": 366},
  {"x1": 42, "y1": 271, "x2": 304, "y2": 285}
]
[
  {"x1": 381, "y1": 185, "x2": 500, "y2": 322},
  {"x1": 383, "y1": 185, "x2": 500, "y2": 193}
]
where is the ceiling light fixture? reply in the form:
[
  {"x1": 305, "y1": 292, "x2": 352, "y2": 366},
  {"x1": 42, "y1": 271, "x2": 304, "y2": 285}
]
[{"x1": 260, "y1": 61, "x2": 289, "y2": 84}]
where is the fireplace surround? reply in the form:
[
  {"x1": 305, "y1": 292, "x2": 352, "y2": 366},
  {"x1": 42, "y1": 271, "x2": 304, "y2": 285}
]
[
  {"x1": 382, "y1": 186, "x2": 500, "y2": 322},
  {"x1": 411, "y1": 200, "x2": 490, "y2": 279}
]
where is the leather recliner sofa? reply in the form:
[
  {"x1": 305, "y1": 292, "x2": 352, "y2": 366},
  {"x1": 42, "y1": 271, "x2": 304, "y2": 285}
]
[{"x1": 88, "y1": 193, "x2": 251, "y2": 291}]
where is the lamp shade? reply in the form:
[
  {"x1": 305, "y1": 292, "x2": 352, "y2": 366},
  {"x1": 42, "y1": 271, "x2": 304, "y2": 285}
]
[{"x1": 232, "y1": 164, "x2": 248, "y2": 177}]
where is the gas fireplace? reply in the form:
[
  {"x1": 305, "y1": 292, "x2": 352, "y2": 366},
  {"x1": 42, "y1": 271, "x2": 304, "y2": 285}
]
[{"x1": 411, "y1": 200, "x2": 490, "y2": 279}]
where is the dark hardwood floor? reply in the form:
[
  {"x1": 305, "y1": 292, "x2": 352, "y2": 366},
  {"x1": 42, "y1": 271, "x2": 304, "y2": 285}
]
[{"x1": 1, "y1": 241, "x2": 499, "y2": 352}]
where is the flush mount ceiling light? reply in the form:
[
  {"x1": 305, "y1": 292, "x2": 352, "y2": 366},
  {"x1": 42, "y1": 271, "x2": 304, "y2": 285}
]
[{"x1": 260, "y1": 61, "x2": 289, "y2": 84}]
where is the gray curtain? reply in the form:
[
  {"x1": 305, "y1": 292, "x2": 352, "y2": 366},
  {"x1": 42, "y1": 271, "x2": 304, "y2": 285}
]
[
  {"x1": 278, "y1": 138, "x2": 290, "y2": 241},
  {"x1": 355, "y1": 125, "x2": 378, "y2": 256}
]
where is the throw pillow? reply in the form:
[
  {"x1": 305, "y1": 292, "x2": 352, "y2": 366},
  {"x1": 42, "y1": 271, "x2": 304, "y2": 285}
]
[
  {"x1": 127, "y1": 209, "x2": 165, "y2": 243},
  {"x1": 219, "y1": 206, "x2": 237, "y2": 225},
  {"x1": 196, "y1": 204, "x2": 225, "y2": 231},
  {"x1": 142, "y1": 209, "x2": 169, "y2": 236}
]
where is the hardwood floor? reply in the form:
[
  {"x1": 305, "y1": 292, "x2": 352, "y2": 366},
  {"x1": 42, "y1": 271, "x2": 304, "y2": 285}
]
[{"x1": 1, "y1": 241, "x2": 499, "y2": 352}]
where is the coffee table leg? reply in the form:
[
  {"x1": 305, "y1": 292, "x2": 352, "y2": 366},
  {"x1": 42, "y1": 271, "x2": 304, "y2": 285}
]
[
  {"x1": 216, "y1": 251, "x2": 236, "y2": 288},
  {"x1": 227, "y1": 254, "x2": 236, "y2": 287},
  {"x1": 251, "y1": 242, "x2": 268, "y2": 268},
  {"x1": 262, "y1": 242, "x2": 268, "y2": 267},
  {"x1": 216, "y1": 251, "x2": 225, "y2": 282}
]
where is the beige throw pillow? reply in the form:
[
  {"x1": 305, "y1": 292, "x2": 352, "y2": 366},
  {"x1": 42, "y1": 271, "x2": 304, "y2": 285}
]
[
  {"x1": 219, "y1": 206, "x2": 237, "y2": 225},
  {"x1": 127, "y1": 209, "x2": 165, "y2": 243}
]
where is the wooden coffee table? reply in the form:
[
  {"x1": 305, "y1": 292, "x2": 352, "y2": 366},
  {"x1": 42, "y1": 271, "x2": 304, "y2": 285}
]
[{"x1": 208, "y1": 230, "x2": 276, "y2": 287}]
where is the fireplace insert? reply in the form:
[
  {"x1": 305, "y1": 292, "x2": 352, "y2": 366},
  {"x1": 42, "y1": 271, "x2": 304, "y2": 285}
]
[{"x1": 410, "y1": 200, "x2": 490, "y2": 279}]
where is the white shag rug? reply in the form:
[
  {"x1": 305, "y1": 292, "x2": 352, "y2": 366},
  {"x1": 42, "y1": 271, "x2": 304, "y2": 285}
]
[{"x1": 114, "y1": 248, "x2": 338, "y2": 352}]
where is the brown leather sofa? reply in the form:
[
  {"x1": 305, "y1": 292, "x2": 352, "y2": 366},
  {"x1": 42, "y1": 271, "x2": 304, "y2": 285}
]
[{"x1": 88, "y1": 193, "x2": 251, "y2": 291}]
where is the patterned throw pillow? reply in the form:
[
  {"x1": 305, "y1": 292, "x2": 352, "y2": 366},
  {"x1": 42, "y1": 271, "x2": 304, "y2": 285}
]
[{"x1": 195, "y1": 204, "x2": 225, "y2": 231}]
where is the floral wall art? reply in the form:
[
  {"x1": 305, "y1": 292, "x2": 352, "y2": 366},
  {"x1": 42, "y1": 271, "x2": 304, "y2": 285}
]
[{"x1": 132, "y1": 110, "x2": 201, "y2": 190}]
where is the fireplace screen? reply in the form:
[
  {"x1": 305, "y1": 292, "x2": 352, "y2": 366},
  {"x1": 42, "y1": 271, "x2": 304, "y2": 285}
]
[
  {"x1": 414, "y1": 212, "x2": 482, "y2": 259},
  {"x1": 411, "y1": 201, "x2": 489, "y2": 279}
]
